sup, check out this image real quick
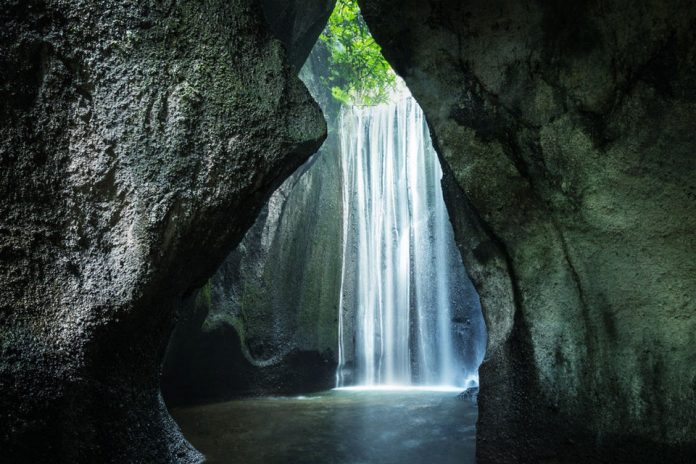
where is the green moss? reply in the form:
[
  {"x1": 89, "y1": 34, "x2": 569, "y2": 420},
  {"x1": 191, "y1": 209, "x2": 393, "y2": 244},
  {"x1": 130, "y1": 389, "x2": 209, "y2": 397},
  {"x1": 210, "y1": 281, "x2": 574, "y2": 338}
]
[
  {"x1": 239, "y1": 280, "x2": 266, "y2": 325},
  {"x1": 196, "y1": 280, "x2": 213, "y2": 309}
]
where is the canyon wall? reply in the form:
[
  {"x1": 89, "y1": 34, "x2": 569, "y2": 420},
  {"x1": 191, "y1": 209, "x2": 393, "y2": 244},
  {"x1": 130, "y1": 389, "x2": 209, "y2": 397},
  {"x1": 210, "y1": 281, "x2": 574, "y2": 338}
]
[
  {"x1": 359, "y1": 0, "x2": 696, "y2": 462},
  {"x1": 0, "y1": 0, "x2": 330, "y2": 462}
]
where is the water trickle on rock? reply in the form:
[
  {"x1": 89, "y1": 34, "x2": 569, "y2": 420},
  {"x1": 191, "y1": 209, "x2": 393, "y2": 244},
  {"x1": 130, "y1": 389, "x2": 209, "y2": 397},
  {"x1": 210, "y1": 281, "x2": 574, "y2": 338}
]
[{"x1": 336, "y1": 87, "x2": 485, "y2": 389}]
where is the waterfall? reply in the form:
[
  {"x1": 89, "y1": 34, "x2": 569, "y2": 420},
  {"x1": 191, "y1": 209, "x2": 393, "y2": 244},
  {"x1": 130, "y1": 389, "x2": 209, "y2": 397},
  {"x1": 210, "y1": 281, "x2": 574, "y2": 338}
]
[{"x1": 336, "y1": 90, "x2": 485, "y2": 389}]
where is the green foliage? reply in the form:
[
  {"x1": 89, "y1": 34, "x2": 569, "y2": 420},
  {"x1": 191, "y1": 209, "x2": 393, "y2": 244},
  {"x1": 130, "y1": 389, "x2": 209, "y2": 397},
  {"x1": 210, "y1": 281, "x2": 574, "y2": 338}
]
[{"x1": 319, "y1": 0, "x2": 396, "y2": 105}]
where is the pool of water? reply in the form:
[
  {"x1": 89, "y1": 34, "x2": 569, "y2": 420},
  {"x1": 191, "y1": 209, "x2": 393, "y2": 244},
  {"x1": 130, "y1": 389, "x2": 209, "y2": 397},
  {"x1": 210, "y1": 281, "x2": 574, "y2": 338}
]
[{"x1": 171, "y1": 389, "x2": 477, "y2": 464}]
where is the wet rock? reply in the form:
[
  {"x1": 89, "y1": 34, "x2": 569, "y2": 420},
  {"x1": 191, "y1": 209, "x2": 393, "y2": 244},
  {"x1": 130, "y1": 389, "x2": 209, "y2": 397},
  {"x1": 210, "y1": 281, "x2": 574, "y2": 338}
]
[
  {"x1": 261, "y1": 0, "x2": 337, "y2": 70},
  {"x1": 0, "y1": 0, "x2": 327, "y2": 462},
  {"x1": 359, "y1": 0, "x2": 696, "y2": 462},
  {"x1": 457, "y1": 387, "x2": 479, "y2": 405},
  {"x1": 162, "y1": 41, "x2": 343, "y2": 404}
]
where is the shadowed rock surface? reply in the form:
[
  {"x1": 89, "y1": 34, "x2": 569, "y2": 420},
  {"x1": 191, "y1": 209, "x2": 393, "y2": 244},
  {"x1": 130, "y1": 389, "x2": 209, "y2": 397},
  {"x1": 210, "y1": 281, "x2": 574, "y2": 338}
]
[
  {"x1": 0, "y1": 0, "x2": 330, "y2": 462},
  {"x1": 261, "y1": 0, "x2": 337, "y2": 71},
  {"x1": 161, "y1": 144, "x2": 343, "y2": 403},
  {"x1": 359, "y1": 0, "x2": 696, "y2": 462},
  {"x1": 162, "y1": 41, "x2": 343, "y2": 404}
]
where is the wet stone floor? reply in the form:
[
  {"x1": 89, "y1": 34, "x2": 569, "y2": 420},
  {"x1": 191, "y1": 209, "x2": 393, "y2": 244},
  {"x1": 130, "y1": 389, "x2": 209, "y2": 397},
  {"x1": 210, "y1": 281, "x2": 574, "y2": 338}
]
[{"x1": 171, "y1": 389, "x2": 477, "y2": 464}]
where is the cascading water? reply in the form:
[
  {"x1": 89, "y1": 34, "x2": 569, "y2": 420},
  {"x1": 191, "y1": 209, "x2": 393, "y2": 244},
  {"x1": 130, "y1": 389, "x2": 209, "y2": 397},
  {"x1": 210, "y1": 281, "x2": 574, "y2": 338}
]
[{"x1": 336, "y1": 88, "x2": 486, "y2": 389}]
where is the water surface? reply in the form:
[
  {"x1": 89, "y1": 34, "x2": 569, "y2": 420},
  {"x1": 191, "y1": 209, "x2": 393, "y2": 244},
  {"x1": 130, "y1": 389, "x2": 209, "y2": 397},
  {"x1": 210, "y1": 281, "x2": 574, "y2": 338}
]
[{"x1": 171, "y1": 389, "x2": 477, "y2": 464}]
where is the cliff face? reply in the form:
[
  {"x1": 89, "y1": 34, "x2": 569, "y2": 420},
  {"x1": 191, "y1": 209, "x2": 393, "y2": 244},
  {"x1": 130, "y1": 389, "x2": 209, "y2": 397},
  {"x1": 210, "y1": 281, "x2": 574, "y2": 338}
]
[
  {"x1": 359, "y1": 0, "x2": 696, "y2": 462},
  {"x1": 162, "y1": 42, "x2": 344, "y2": 404},
  {"x1": 0, "y1": 1, "x2": 329, "y2": 462}
]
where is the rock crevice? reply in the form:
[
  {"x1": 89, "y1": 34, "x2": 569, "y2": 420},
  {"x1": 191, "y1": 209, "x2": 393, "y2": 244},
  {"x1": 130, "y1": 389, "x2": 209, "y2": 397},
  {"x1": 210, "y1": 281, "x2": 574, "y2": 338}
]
[{"x1": 359, "y1": 0, "x2": 696, "y2": 461}]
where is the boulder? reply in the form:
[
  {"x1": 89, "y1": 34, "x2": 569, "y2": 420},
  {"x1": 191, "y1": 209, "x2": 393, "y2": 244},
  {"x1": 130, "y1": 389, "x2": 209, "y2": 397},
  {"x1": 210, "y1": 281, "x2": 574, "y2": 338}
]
[{"x1": 0, "y1": 0, "x2": 327, "y2": 461}]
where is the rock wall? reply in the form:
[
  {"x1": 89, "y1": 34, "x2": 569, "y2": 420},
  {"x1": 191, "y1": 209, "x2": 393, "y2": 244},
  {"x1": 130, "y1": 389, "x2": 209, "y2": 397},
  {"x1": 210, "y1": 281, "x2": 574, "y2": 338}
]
[
  {"x1": 0, "y1": 1, "x2": 329, "y2": 462},
  {"x1": 359, "y1": 0, "x2": 696, "y2": 462},
  {"x1": 261, "y1": 0, "x2": 337, "y2": 70},
  {"x1": 162, "y1": 41, "x2": 344, "y2": 404}
]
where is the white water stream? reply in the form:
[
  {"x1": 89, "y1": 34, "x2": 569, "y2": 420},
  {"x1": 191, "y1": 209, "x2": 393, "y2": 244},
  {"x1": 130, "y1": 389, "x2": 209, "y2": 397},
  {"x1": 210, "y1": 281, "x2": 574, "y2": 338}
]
[{"x1": 336, "y1": 91, "x2": 484, "y2": 389}]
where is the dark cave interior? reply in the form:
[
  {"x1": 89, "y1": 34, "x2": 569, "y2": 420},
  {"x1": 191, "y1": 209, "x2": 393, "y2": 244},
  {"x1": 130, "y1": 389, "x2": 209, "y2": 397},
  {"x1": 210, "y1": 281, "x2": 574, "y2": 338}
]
[{"x1": 1, "y1": 1, "x2": 695, "y2": 463}]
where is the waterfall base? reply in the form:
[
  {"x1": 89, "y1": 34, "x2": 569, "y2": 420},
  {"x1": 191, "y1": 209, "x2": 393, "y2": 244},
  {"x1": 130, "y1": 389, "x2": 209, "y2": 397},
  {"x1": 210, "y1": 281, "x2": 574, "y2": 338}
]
[{"x1": 333, "y1": 385, "x2": 465, "y2": 393}]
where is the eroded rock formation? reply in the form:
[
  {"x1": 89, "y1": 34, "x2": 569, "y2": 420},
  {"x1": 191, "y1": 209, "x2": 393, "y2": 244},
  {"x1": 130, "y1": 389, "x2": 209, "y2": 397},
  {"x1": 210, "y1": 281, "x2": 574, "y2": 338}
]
[
  {"x1": 261, "y1": 0, "x2": 337, "y2": 70},
  {"x1": 162, "y1": 43, "x2": 343, "y2": 404},
  {"x1": 0, "y1": 0, "x2": 329, "y2": 462},
  {"x1": 161, "y1": 136, "x2": 342, "y2": 404},
  {"x1": 359, "y1": 0, "x2": 696, "y2": 462}
]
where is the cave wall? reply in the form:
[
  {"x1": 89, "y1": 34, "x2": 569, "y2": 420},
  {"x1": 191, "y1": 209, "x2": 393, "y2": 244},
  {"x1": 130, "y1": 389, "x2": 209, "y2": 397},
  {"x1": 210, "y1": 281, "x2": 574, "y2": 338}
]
[
  {"x1": 162, "y1": 134, "x2": 342, "y2": 404},
  {"x1": 359, "y1": 0, "x2": 696, "y2": 462},
  {"x1": 261, "y1": 0, "x2": 337, "y2": 70},
  {"x1": 162, "y1": 42, "x2": 344, "y2": 404},
  {"x1": 0, "y1": 0, "x2": 331, "y2": 462}
]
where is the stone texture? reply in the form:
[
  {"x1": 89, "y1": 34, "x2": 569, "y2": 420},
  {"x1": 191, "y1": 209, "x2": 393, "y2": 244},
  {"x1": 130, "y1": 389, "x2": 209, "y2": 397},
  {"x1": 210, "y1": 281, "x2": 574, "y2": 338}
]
[
  {"x1": 261, "y1": 0, "x2": 337, "y2": 70},
  {"x1": 161, "y1": 144, "x2": 342, "y2": 404},
  {"x1": 162, "y1": 41, "x2": 343, "y2": 404},
  {"x1": 0, "y1": 0, "x2": 327, "y2": 462},
  {"x1": 359, "y1": 0, "x2": 696, "y2": 461}
]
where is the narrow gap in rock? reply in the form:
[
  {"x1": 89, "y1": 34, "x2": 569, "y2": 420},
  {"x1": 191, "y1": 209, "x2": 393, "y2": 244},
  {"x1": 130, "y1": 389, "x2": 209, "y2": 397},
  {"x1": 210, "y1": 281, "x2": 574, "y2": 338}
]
[{"x1": 162, "y1": 2, "x2": 486, "y2": 462}]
